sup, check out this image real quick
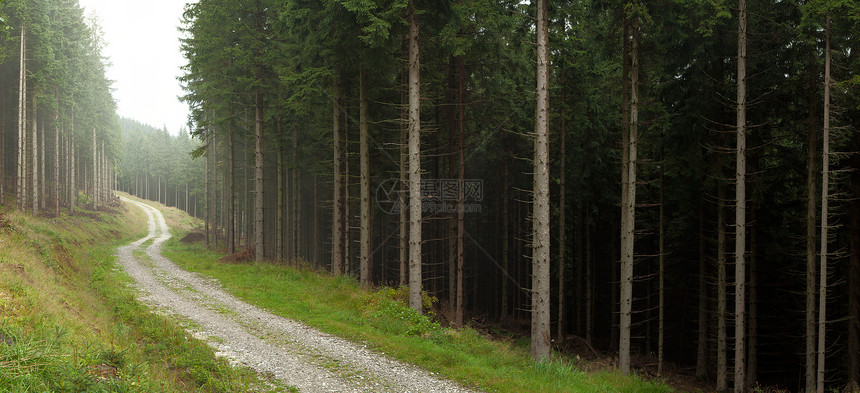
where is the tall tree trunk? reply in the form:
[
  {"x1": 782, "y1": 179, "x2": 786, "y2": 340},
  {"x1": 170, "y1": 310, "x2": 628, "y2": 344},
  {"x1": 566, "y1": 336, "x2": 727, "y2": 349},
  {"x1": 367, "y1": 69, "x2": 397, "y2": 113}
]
[
  {"x1": 227, "y1": 123, "x2": 235, "y2": 254},
  {"x1": 332, "y1": 76, "x2": 344, "y2": 275},
  {"x1": 92, "y1": 127, "x2": 97, "y2": 210},
  {"x1": 344, "y1": 110, "x2": 351, "y2": 274},
  {"x1": 293, "y1": 125, "x2": 301, "y2": 261},
  {"x1": 205, "y1": 130, "x2": 211, "y2": 248},
  {"x1": 734, "y1": 0, "x2": 748, "y2": 390},
  {"x1": 278, "y1": 140, "x2": 284, "y2": 261},
  {"x1": 69, "y1": 111, "x2": 75, "y2": 216},
  {"x1": 850, "y1": 173, "x2": 860, "y2": 390},
  {"x1": 806, "y1": 58, "x2": 819, "y2": 393},
  {"x1": 620, "y1": 13, "x2": 639, "y2": 375},
  {"x1": 54, "y1": 101, "x2": 60, "y2": 217},
  {"x1": 254, "y1": 84, "x2": 264, "y2": 262},
  {"x1": 530, "y1": 0, "x2": 551, "y2": 361},
  {"x1": 455, "y1": 57, "x2": 466, "y2": 328},
  {"x1": 32, "y1": 111, "x2": 38, "y2": 215},
  {"x1": 717, "y1": 181, "x2": 727, "y2": 392},
  {"x1": 17, "y1": 23, "x2": 26, "y2": 211},
  {"x1": 407, "y1": 0, "x2": 423, "y2": 313},
  {"x1": 747, "y1": 205, "x2": 758, "y2": 386},
  {"x1": 658, "y1": 159, "x2": 665, "y2": 376},
  {"x1": 501, "y1": 156, "x2": 510, "y2": 319},
  {"x1": 40, "y1": 117, "x2": 45, "y2": 210},
  {"x1": 360, "y1": 68, "x2": 371, "y2": 286},
  {"x1": 696, "y1": 206, "x2": 709, "y2": 380},
  {"x1": 586, "y1": 207, "x2": 593, "y2": 343},
  {"x1": 817, "y1": 16, "x2": 831, "y2": 393},
  {"x1": 558, "y1": 65, "x2": 567, "y2": 341}
]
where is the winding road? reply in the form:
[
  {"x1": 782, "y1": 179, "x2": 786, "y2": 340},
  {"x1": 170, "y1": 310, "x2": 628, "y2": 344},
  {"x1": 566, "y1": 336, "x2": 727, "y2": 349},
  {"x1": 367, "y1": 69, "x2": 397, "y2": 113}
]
[{"x1": 117, "y1": 197, "x2": 478, "y2": 393}]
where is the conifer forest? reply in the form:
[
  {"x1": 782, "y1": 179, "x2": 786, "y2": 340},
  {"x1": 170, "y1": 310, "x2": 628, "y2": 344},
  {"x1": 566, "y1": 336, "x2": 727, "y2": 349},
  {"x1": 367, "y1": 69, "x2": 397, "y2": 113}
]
[{"x1": 0, "y1": 0, "x2": 859, "y2": 392}]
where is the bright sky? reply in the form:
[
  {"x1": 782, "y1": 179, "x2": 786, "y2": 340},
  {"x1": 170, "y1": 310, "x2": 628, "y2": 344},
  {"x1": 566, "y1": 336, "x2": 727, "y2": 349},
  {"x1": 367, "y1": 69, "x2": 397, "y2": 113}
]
[{"x1": 77, "y1": 0, "x2": 196, "y2": 135}]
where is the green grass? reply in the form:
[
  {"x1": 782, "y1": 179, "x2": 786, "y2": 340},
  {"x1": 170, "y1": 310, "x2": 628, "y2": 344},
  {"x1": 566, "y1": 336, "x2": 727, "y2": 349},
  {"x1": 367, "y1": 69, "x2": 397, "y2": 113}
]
[
  {"x1": 162, "y1": 237, "x2": 674, "y2": 393},
  {"x1": 0, "y1": 203, "x2": 294, "y2": 393}
]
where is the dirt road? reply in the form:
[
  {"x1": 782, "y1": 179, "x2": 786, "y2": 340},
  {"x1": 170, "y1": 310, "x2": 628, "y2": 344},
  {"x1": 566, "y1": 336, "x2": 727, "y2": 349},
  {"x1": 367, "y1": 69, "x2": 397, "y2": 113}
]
[{"x1": 117, "y1": 197, "x2": 478, "y2": 393}]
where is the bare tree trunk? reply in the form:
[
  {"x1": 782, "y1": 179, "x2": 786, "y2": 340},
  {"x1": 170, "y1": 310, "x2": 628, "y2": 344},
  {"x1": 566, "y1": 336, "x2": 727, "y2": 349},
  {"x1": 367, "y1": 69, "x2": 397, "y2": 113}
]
[
  {"x1": 817, "y1": 16, "x2": 831, "y2": 393},
  {"x1": 69, "y1": 112, "x2": 75, "y2": 216},
  {"x1": 586, "y1": 208, "x2": 593, "y2": 343},
  {"x1": 360, "y1": 69, "x2": 371, "y2": 286},
  {"x1": 332, "y1": 76, "x2": 344, "y2": 275},
  {"x1": 54, "y1": 96, "x2": 60, "y2": 217},
  {"x1": 620, "y1": 14, "x2": 639, "y2": 375},
  {"x1": 850, "y1": 176, "x2": 860, "y2": 390},
  {"x1": 455, "y1": 57, "x2": 466, "y2": 328},
  {"x1": 205, "y1": 130, "x2": 210, "y2": 248},
  {"x1": 717, "y1": 181, "x2": 727, "y2": 392},
  {"x1": 806, "y1": 59, "x2": 819, "y2": 393},
  {"x1": 293, "y1": 125, "x2": 301, "y2": 261},
  {"x1": 254, "y1": 84, "x2": 265, "y2": 262},
  {"x1": 747, "y1": 205, "x2": 758, "y2": 386},
  {"x1": 228, "y1": 125, "x2": 235, "y2": 253},
  {"x1": 278, "y1": 140, "x2": 284, "y2": 261},
  {"x1": 92, "y1": 127, "x2": 97, "y2": 210},
  {"x1": 17, "y1": 23, "x2": 26, "y2": 211},
  {"x1": 530, "y1": 0, "x2": 551, "y2": 361},
  {"x1": 32, "y1": 111, "x2": 38, "y2": 215},
  {"x1": 558, "y1": 65, "x2": 567, "y2": 341},
  {"x1": 40, "y1": 117, "x2": 45, "y2": 210},
  {"x1": 501, "y1": 156, "x2": 510, "y2": 319},
  {"x1": 734, "y1": 1, "x2": 748, "y2": 390},
  {"x1": 696, "y1": 206, "x2": 709, "y2": 380},
  {"x1": 407, "y1": 1, "x2": 424, "y2": 313},
  {"x1": 658, "y1": 160, "x2": 665, "y2": 376}
]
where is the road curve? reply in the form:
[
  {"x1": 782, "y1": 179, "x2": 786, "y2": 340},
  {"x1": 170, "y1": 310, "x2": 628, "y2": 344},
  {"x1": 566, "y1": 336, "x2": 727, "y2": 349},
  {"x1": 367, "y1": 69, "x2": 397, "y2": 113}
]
[{"x1": 117, "y1": 197, "x2": 478, "y2": 393}]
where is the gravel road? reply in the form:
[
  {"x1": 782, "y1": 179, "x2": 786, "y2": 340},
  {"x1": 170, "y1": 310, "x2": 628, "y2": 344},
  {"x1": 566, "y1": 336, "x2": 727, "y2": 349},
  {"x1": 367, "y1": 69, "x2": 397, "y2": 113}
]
[{"x1": 117, "y1": 197, "x2": 480, "y2": 393}]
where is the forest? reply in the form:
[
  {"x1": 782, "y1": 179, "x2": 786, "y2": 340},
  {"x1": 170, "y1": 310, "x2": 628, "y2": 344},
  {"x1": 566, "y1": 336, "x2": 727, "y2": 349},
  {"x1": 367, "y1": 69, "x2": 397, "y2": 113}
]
[{"x1": 1, "y1": 0, "x2": 859, "y2": 392}]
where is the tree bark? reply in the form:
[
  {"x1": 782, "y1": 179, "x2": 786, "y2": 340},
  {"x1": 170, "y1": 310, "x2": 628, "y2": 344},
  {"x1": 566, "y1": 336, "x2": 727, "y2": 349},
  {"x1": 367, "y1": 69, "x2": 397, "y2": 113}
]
[
  {"x1": 54, "y1": 95, "x2": 60, "y2": 217},
  {"x1": 69, "y1": 111, "x2": 75, "y2": 216},
  {"x1": 17, "y1": 23, "x2": 26, "y2": 211},
  {"x1": 407, "y1": 1, "x2": 423, "y2": 313},
  {"x1": 658, "y1": 158, "x2": 665, "y2": 376},
  {"x1": 696, "y1": 206, "x2": 709, "y2": 380},
  {"x1": 40, "y1": 117, "x2": 45, "y2": 210},
  {"x1": 806, "y1": 57, "x2": 819, "y2": 393},
  {"x1": 734, "y1": 0, "x2": 748, "y2": 390},
  {"x1": 205, "y1": 129, "x2": 210, "y2": 248},
  {"x1": 455, "y1": 56, "x2": 466, "y2": 328},
  {"x1": 32, "y1": 110, "x2": 38, "y2": 215},
  {"x1": 360, "y1": 68, "x2": 371, "y2": 286},
  {"x1": 227, "y1": 122, "x2": 235, "y2": 254},
  {"x1": 620, "y1": 13, "x2": 638, "y2": 375},
  {"x1": 501, "y1": 156, "x2": 510, "y2": 319},
  {"x1": 747, "y1": 205, "x2": 758, "y2": 386},
  {"x1": 530, "y1": 0, "x2": 551, "y2": 361},
  {"x1": 717, "y1": 181, "x2": 727, "y2": 392},
  {"x1": 332, "y1": 76, "x2": 344, "y2": 275},
  {"x1": 278, "y1": 139, "x2": 284, "y2": 261},
  {"x1": 817, "y1": 16, "x2": 831, "y2": 393},
  {"x1": 293, "y1": 124, "x2": 301, "y2": 261},
  {"x1": 558, "y1": 64, "x2": 567, "y2": 341},
  {"x1": 254, "y1": 84, "x2": 265, "y2": 262}
]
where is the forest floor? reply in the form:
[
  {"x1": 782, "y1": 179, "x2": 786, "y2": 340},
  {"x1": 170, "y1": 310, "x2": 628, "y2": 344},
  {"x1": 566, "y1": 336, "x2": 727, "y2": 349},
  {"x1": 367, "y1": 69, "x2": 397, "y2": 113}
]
[{"x1": 118, "y1": 196, "x2": 477, "y2": 393}]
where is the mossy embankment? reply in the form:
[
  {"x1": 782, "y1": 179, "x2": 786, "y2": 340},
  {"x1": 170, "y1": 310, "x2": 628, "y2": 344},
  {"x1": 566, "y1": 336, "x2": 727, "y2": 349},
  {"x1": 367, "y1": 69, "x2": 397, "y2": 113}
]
[{"x1": 0, "y1": 200, "x2": 289, "y2": 392}]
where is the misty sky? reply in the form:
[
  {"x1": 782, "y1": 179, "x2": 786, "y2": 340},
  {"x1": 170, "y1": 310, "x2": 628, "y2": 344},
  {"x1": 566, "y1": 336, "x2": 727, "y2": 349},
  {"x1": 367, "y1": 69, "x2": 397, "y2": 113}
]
[{"x1": 77, "y1": 0, "x2": 195, "y2": 135}]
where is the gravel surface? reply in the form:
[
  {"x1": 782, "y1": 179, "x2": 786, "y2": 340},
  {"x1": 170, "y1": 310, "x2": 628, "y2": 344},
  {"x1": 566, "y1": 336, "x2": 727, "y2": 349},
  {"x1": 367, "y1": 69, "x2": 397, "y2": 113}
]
[{"x1": 117, "y1": 197, "x2": 480, "y2": 393}]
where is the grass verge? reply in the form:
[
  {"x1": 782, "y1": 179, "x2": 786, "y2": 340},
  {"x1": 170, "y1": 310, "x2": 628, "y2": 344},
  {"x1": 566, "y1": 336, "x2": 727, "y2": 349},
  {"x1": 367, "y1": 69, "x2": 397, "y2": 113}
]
[
  {"x1": 0, "y1": 202, "x2": 293, "y2": 393},
  {"x1": 157, "y1": 223, "x2": 673, "y2": 392}
]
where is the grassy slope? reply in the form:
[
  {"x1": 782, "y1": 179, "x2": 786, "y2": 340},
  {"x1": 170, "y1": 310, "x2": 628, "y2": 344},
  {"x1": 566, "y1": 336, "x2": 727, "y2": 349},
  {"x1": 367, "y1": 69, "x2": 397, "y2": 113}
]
[
  {"x1": 0, "y1": 201, "x2": 290, "y2": 393},
  {"x1": 146, "y1": 198, "x2": 674, "y2": 393}
]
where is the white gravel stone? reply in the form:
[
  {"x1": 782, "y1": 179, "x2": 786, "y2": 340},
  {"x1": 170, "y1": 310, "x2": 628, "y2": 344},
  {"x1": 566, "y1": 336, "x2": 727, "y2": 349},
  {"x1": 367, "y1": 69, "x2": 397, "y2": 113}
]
[{"x1": 118, "y1": 197, "x2": 481, "y2": 393}]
